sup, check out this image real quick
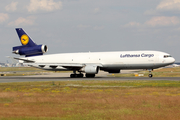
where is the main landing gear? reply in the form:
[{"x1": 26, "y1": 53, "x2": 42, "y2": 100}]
[
  {"x1": 70, "y1": 70, "x2": 95, "y2": 78},
  {"x1": 70, "y1": 70, "x2": 84, "y2": 78},
  {"x1": 70, "y1": 74, "x2": 84, "y2": 78},
  {"x1": 148, "y1": 69, "x2": 153, "y2": 78},
  {"x1": 85, "y1": 74, "x2": 95, "y2": 78}
]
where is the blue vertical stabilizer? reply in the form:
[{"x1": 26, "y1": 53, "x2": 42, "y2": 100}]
[
  {"x1": 13, "y1": 28, "x2": 48, "y2": 57},
  {"x1": 16, "y1": 28, "x2": 37, "y2": 47}
]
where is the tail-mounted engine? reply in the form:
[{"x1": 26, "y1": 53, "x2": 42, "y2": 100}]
[{"x1": 13, "y1": 44, "x2": 48, "y2": 57}]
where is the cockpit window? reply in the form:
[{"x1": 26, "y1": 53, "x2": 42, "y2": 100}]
[{"x1": 164, "y1": 55, "x2": 172, "y2": 58}]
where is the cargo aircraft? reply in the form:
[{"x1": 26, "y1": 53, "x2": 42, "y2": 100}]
[{"x1": 12, "y1": 28, "x2": 175, "y2": 78}]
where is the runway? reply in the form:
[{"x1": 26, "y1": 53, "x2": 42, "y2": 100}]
[{"x1": 0, "y1": 76, "x2": 180, "y2": 83}]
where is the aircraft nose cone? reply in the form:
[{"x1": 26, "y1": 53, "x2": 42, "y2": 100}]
[
  {"x1": 172, "y1": 57, "x2": 175, "y2": 63},
  {"x1": 169, "y1": 57, "x2": 175, "y2": 64}
]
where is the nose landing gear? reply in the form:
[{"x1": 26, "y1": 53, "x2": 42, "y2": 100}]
[
  {"x1": 149, "y1": 74, "x2": 153, "y2": 78},
  {"x1": 148, "y1": 69, "x2": 153, "y2": 78}
]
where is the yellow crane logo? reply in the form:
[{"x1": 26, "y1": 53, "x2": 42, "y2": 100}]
[{"x1": 21, "y1": 34, "x2": 29, "y2": 45}]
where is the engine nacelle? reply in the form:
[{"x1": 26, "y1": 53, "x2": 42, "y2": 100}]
[
  {"x1": 80, "y1": 65, "x2": 99, "y2": 74},
  {"x1": 13, "y1": 45, "x2": 48, "y2": 56}
]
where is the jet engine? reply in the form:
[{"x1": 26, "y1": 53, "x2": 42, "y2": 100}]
[
  {"x1": 13, "y1": 45, "x2": 48, "y2": 56},
  {"x1": 80, "y1": 65, "x2": 99, "y2": 74}
]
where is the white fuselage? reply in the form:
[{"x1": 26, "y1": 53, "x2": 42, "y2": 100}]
[{"x1": 24, "y1": 51, "x2": 175, "y2": 72}]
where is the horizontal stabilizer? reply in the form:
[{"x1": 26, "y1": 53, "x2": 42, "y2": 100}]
[{"x1": 13, "y1": 57, "x2": 35, "y2": 63}]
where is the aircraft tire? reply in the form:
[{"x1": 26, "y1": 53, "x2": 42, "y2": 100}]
[
  {"x1": 70, "y1": 74, "x2": 75, "y2": 78},
  {"x1": 86, "y1": 74, "x2": 95, "y2": 78},
  {"x1": 70, "y1": 74, "x2": 84, "y2": 78},
  {"x1": 149, "y1": 74, "x2": 153, "y2": 78},
  {"x1": 77, "y1": 74, "x2": 84, "y2": 78}
]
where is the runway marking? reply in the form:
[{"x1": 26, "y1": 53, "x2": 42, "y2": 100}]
[
  {"x1": 65, "y1": 84, "x2": 135, "y2": 88},
  {"x1": 0, "y1": 77, "x2": 180, "y2": 83}
]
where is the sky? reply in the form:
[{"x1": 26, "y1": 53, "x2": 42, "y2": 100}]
[{"x1": 0, "y1": 0, "x2": 180, "y2": 62}]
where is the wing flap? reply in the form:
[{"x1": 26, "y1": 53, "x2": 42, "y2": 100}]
[
  {"x1": 39, "y1": 63, "x2": 103, "y2": 68},
  {"x1": 37, "y1": 63, "x2": 85, "y2": 69}
]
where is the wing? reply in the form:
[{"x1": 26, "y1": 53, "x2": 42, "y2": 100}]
[
  {"x1": 13, "y1": 57, "x2": 103, "y2": 71},
  {"x1": 35, "y1": 63, "x2": 103, "y2": 70}
]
